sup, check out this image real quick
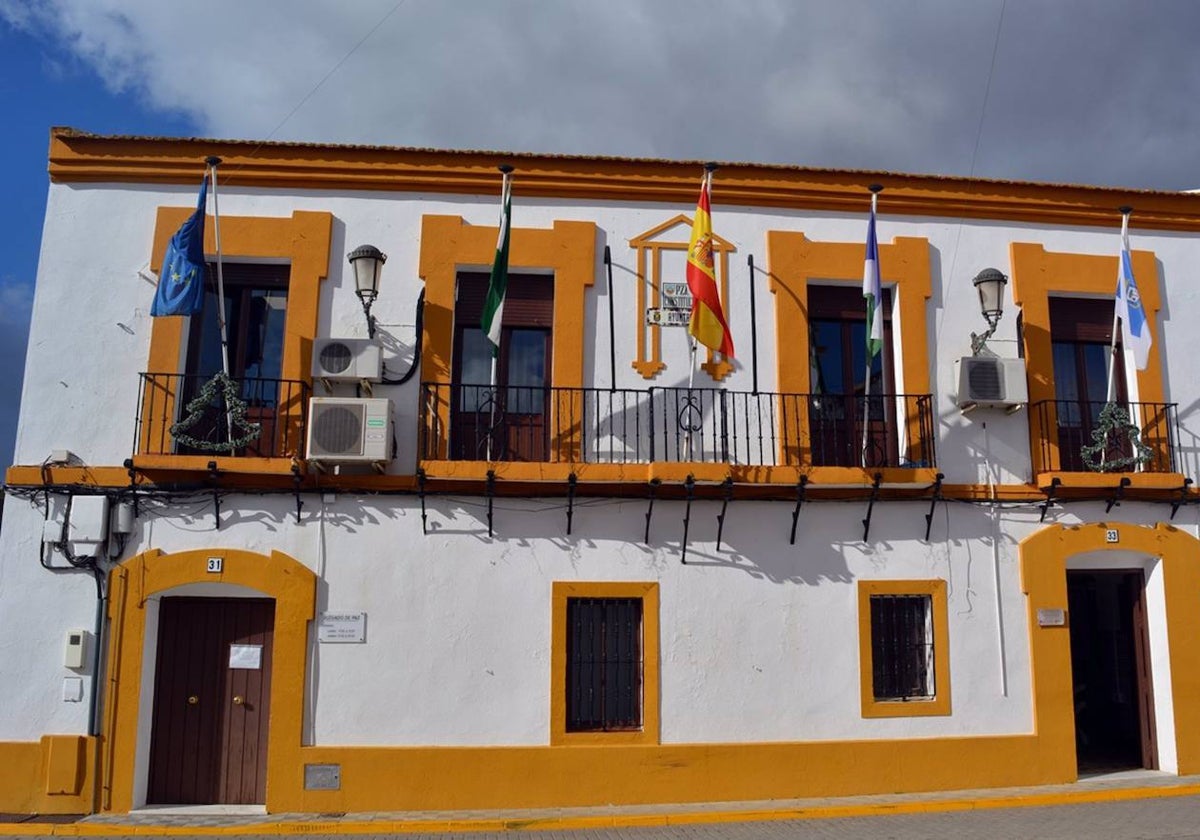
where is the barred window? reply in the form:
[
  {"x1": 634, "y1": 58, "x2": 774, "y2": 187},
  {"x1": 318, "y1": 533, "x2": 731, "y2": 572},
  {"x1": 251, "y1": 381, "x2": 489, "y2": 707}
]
[
  {"x1": 566, "y1": 597, "x2": 643, "y2": 732},
  {"x1": 870, "y1": 594, "x2": 935, "y2": 701}
]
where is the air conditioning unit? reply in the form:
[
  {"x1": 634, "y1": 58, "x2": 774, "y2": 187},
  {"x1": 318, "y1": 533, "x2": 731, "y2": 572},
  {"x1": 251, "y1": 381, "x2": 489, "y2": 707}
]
[
  {"x1": 306, "y1": 397, "x2": 393, "y2": 464},
  {"x1": 956, "y1": 357, "x2": 1028, "y2": 412},
  {"x1": 312, "y1": 338, "x2": 382, "y2": 382}
]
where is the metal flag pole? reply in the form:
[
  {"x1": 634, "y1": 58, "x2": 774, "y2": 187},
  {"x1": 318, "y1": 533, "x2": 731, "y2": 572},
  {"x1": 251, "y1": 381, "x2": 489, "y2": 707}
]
[
  {"x1": 487, "y1": 167, "x2": 512, "y2": 462},
  {"x1": 204, "y1": 155, "x2": 237, "y2": 453},
  {"x1": 1105, "y1": 206, "x2": 1133, "y2": 406},
  {"x1": 861, "y1": 187, "x2": 881, "y2": 469}
]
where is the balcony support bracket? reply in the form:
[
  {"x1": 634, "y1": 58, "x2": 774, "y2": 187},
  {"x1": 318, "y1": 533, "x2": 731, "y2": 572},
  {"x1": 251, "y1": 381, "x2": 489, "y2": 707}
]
[
  {"x1": 207, "y1": 460, "x2": 221, "y2": 531},
  {"x1": 861, "y1": 472, "x2": 883, "y2": 542},
  {"x1": 486, "y1": 470, "x2": 496, "y2": 537},
  {"x1": 680, "y1": 474, "x2": 696, "y2": 565},
  {"x1": 291, "y1": 463, "x2": 303, "y2": 525},
  {"x1": 566, "y1": 472, "x2": 578, "y2": 535},
  {"x1": 715, "y1": 477, "x2": 734, "y2": 551},
  {"x1": 1170, "y1": 477, "x2": 1194, "y2": 521},
  {"x1": 789, "y1": 476, "x2": 809, "y2": 545},
  {"x1": 923, "y1": 472, "x2": 945, "y2": 542},
  {"x1": 1105, "y1": 476, "x2": 1132, "y2": 515},
  {"x1": 1039, "y1": 477, "x2": 1062, "y2": 523},
  {"x1": 123, "y1": 458, "x2": 139, "y2": 519},
  {"x1": 644, "y1": 479, "x2": 661, "y2": 544},
  {"x1": 418, "y1": 468, "x2": 428, "y2": 534}
]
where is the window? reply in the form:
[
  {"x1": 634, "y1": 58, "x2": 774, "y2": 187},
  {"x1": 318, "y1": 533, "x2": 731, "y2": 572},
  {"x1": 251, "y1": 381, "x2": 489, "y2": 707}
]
[
  {"x1": 858, "y1": 580, "x2": 950, "y2": 718},
  {"x1": 450, "y1": 273, "x2": 552, "y2": 461},
  {"x1": 1049, "y1": 297, "x2": 1125, "y2": 472},
  {"x1": 807, "y1": 285, "x2": 895, "y2": 467},
  {"x1": 566, "y1": 597, "x2": 642, "y2": 732},
  {"x1": 551, "y1": 582, "x2": 659, "y2": 744}
]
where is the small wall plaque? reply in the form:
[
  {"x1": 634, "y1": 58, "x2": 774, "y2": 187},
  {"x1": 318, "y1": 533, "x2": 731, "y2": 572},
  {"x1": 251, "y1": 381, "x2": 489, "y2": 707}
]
[
  {"x1": 1037, "y1": 608, "x2": 1066, "y2": 627},
  {"x1": 304, "y1": 764, "x2": 341, "y2": 790},
  {"x1": 206, "y1": 556, "x2": 223, "y2": 573},
  {"x1": 318, "y1": 612, "x2": 366, "y2": 643},
  {"x1": 228, "y1": 644, "x2": 262, "y2": 669},
  {"x1": 1106, "y1": 529, "x2": 1119, "y2": 544}
]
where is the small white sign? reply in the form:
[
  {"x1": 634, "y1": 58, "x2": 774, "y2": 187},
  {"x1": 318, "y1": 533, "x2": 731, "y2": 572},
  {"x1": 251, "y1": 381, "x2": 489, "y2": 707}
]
[
  {"x1": 206, "y1": 556, "x2": 223, "y2": 574},
  {"x1": 1037, "y1": 608, "x2": 1067, "y2": 627},
  {"x1": 661, "y1": 281, "x2": 690, "y2": 299},
  {"x1": 646, "y1": 308, "x2": 690, "y2": 327},
  {"x1": 228, "y1": 644, "x2": 262, "y2": 669},
  {"x1": 318, "y1": 612, "x2": 367, "y2": 643},
  {"x1": 1106, "y1": 529, "x2": 1119, "y2": 544}
]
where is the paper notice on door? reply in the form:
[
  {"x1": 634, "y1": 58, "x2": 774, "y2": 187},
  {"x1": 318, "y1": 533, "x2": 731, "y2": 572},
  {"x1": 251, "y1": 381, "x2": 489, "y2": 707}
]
[{"x1": 228, "y1": 644, "x2": 262, "y2": 670}]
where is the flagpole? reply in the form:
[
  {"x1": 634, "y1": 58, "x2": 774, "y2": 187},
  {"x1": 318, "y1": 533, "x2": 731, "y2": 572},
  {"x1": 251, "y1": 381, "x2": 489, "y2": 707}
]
[
  {"x1": 204, "y1": 155, "x2": 237, "y2": 454},
  {"x1": 1105, "y1": 206, "x2": 1133, "y2": 406},
  {"x1": 862, "y1": 187, "x2": 881, "y2": 469},
  {"x1": 486, "y1": 166, "x2": 513, "y2": 462}
]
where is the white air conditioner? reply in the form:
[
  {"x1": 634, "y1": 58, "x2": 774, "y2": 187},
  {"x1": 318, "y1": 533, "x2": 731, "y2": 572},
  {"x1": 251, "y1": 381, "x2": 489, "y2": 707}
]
[
  {"x1": 306, "y1": 397, "x2": 393, "y2": 464},
  {"x1": 956, "y1": 356, "x2": 1028, "y2": 412},
  {"x1": 312, "y1": 338, "x2": 382, "y2": 382}
]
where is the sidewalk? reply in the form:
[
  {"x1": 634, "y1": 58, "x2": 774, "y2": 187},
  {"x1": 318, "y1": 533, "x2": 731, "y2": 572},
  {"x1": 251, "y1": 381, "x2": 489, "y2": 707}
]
[{"x1": 3, "y1": 770, "x2": 1200, "y2": 836}]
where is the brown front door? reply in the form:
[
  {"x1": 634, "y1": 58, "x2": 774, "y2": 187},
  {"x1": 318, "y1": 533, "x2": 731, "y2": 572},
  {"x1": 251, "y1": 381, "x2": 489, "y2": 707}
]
[{"x1": 147, "y1": 597, "x2": 275, "y2": 805}]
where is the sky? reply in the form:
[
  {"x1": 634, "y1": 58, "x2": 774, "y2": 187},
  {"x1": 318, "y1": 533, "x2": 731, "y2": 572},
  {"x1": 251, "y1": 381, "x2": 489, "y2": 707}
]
[{"x1": 2, "y1": 0, "x2": 1200, "y2": 467}]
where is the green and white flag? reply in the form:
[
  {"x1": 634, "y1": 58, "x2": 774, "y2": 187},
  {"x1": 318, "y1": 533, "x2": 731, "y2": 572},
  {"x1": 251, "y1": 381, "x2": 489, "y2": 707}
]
[
  {"x1": 481, "y1": 172, "x2": 512, "y2": 357},
  {"x1": 862, "y1": 199, "x2": 883, "y2": 360}
]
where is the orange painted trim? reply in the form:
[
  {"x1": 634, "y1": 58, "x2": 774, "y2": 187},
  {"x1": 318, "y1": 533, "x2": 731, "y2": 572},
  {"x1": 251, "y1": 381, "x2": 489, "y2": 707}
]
[
  {"x1": 857, "y1": 579, "x2": 951, "y2": 718},
  {"x1": 767, "y1": 231, "x2": 932, "y2": 467},
  {"x1": 48, "y1": 129, "x2": 1200, "y2": 232},
  {"x1": 102, "y1": 548, "x2": 316, "y2": 813},
  {"x1": 144, "y1": 208, "x2": 331, "y2": 460},
  {"x1": 1011, "y1": 243, "x2": 1165, "y2": 475},
  {"x1": 1036, "y1": 472, "x2": 1186, "y2": 491},
  {"x1": 0, "y1": 737, "x2": 97, "y2": 815},
  {"x1": 550, "y1": 582, "x2": 660, "y2": 746},
  {"x1": 417, "y1": 215, "x2": 596, "y2": 461}
]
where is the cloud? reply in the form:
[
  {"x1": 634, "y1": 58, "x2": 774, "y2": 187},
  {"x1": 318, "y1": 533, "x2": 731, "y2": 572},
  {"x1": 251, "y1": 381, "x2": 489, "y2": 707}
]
[{"x1": 5, "y1": 0, "x2": 1200, "y2": 190}]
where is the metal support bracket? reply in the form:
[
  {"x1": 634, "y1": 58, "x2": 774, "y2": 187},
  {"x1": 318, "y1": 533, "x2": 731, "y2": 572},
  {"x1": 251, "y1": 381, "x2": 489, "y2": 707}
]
[
  {"x1": 417, "y1": 468, "x2": 428, "y2": 534},
  {"x1": 486, "y1": 469, "x2": 496, "y2": 537},
  {"x1": 861, "y1": 473, "x2": 883, "y2": 542},
  {"x1": 1105, "y1": 476, "x2": 1132, "y2": 515},
  {"x1": 715, "y1": 477, "x2": 734, "y2": 551},
  {"x1": 923, "y1": 473, "x2": 945, "y2": 542},
  {"x1": 1039, "y1": 477, "x2": 1061, "y2": 523},
  {"x1": 644, "y1": 479, "x2": 661, "y2": 544},
  {"x1": 207, "y1": 460, "x2": 221, "y2": 531},
  {"x1": 123, "y1": 458, "x2": 138, "y2": 519},
  {"x1": 291, "y1": 463, "x2": 303, "y2": 525},
  {"x1": 789, "y1": 476, "x2": 809, "y2": 545},
  {"x1": 566, "y1": 472, "x2": 578, "y2": 535},
  {"x1": 1170, "y1": 477, "x2": 1194, "y2": 521},
  {"x1": 681, "y1": 474, "x2": 696, "y2": 564}
]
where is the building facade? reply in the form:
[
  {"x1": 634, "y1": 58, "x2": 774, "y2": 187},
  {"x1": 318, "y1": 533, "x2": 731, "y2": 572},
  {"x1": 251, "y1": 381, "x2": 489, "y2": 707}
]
[{"x1": 2, "y1": 127, "x2": 1200, "y2": 814}]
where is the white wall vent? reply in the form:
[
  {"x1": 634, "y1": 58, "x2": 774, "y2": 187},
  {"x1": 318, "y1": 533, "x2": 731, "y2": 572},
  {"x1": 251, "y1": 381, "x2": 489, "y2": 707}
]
[
  {"x1": 306, "y1": 397, "x2": 393, "y2": 464},
  {"x1": 312, "y1": 338, "x2": 382, "y2": 382},
  {"x1": 956, "y1": 357, "x2": 1028, "y2": 412}
]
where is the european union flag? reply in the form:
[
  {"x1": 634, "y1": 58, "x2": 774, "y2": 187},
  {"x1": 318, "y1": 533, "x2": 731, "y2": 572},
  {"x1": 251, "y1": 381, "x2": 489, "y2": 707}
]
[{"x1": 150, "y1": 176, "x2": 208, "y2": 316}]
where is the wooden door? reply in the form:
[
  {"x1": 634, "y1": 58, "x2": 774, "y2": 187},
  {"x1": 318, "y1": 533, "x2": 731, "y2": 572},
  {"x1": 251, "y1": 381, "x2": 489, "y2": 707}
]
[{"x1": 147, "y1": 597, "x2": 275, "y2": 805}]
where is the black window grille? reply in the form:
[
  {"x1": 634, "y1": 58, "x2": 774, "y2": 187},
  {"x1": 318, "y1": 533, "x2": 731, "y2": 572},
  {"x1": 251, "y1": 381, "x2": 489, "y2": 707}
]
[
  {"x1": 566, "y1": 597, "x2": 643, "y2": 731},
  {"x1": 870, "y1": 594, "x2": 935, "y2": 701}
]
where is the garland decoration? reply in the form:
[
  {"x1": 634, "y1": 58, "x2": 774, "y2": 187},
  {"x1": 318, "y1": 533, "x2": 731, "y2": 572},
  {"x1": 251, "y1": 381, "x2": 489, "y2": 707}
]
[
  {"x1": 1080, "y1": 401, "x2": 1153, "y2": 472},
  {"x1": 170, "y1": 371, "x2": 262, "y2": 451}
]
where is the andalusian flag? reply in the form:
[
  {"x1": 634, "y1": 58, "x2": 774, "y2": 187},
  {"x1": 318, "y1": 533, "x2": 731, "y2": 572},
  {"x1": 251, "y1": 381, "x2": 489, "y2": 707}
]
[
  {"x1": 685, "y1": 173, "x2": 734, "y2": 357},
  {"x1": 862, "y1": 200, "x2": 883, "y2": 360},
  {"x1": 481, "y1": 171, "x2": 513, "y2": 357}
]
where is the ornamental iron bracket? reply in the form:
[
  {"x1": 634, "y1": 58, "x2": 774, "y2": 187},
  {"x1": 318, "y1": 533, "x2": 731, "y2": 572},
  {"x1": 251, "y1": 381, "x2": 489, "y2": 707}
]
[
  {"x1": 644, "y1": 479, "x2": 661, "y2": 544},
  {"x1": 680, "y1": 474, "x2": 696, "y2": 564},
  {"x1": 924, "y1": 473, "x2": 945, "y2": 542},
  {"x1": 566, "y1": 472, "x2": 578, "y2": 535},
  {"x1": 1105, "y1": 476, "x2": 1132, "y2": 515},
  {"x1": 715, "y1": 477, "x2": 734, "y2": 551},
  {"x1": 207, "y1": 460, "x2": 221, "y2": 530},
  {"x1": 417, "y1": 468, "x2": 428, "y2": 534},
  {"x1": 1040, "y1": 477, "x2": 1062, "y2": 523},
  {"x1": 291, "y1": 462, "x2": 303, "y2": 525},
  {"x1": 486, "y1": 470, "x2": 496, "y2": 537},
  {"x1": 789, "y1": 476, "x2": 809, "y2": 545},
  {"x1": 862, "y1": 472, "x2": 883, "y2": 542},
  {"x1": 1170, "y1": 478, "x2": 1194, "y2": 521}
]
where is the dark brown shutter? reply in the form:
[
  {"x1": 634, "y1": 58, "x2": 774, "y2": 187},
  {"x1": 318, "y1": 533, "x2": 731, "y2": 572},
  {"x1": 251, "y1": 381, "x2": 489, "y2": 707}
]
[
  {"x1": 808, "y1": 285, "x2": 891, "y2": 319},
  {"x1": 1049, "y1": 297, "x2": 1115, "y2": 343},
  {"x1": 456, "y1": 272, "x2": 553, "y2": 326}
]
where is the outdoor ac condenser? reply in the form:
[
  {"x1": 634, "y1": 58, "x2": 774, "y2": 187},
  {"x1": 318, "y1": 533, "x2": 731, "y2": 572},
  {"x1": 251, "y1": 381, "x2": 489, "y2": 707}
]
[
  {"x1": 956, "y1": 356, "x2": 1028, "y2": 412},
  {"x1": 306, "y1": 397, "x2": 393, "y2": 464},
  {"x1": 312, "y1": 338, "x2": 383, "y2": 382}
]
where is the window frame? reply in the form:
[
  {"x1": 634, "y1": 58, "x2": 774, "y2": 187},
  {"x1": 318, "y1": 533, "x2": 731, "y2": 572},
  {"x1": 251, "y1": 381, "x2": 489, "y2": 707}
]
[
  {"x1": 550, "y1": 581, "x2": 660, "y2": 745},
  {"x1": 857, "y1": 579, "x2": 951, "y2": 718}
]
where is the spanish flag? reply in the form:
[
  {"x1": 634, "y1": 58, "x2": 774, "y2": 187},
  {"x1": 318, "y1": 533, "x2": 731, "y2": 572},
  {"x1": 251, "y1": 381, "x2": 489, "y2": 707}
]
[{"x1": 685, "y1": 174, "x2": 735, "y2": 358}]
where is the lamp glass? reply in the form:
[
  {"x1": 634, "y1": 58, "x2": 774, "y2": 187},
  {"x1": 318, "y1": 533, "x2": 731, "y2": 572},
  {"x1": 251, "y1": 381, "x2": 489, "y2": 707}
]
[
  {"x1": 348, "y1": 245, "x2": 386, "y2": 302},
  {"x1": 973, "y1": 269, "x2": 1007, "y2": 323}
]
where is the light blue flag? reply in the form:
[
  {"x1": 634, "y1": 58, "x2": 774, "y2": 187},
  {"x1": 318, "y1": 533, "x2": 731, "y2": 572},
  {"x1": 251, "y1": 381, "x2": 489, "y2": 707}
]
[
  {"x1": 151, "y1": 176, "x2": 208, "y2": 316},
  {"x1": 1115, "y1": 228, "x2": 1151, "y2": 371}
]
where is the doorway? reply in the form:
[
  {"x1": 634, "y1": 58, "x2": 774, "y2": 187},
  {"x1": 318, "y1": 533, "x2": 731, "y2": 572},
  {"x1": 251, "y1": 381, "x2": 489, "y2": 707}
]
[
  {"x1": 1067, "y1": 570, "x2": 1156, "y2": 772},
  {"x1": 147, "y1": 597, "x2": 275, "y2": 804}
]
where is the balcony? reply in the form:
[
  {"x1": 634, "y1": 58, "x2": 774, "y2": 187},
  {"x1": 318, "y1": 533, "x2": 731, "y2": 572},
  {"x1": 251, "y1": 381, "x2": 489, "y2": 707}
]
[
  {"x1": 1032, "y1": 399, "x2": 1181, "y2": 484},
  {"x1": 420, "y1": 383, "x2": 935, "y2": 484},
  {"x1": 134, "y1": 373, "x2": 309, "y2": 472}
]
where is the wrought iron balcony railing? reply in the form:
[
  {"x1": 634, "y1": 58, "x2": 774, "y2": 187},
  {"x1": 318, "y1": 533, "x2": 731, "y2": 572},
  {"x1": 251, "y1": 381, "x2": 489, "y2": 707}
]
[
  {"x1": 420, "y1": 383, "x2": 935, "y2": 469},
  {"x1": 136, "y1": 373, "x2": 310, "y2": 459},
  {"x1": 1032, "y1": 399, "x2": 1180, "y2": 474}
]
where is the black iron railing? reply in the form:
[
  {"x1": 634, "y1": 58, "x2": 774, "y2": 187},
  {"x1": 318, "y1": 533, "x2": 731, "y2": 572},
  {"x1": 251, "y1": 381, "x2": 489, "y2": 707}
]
[
  {"x1": 1032, "y1": 399, "x2": 1180, "y2": 473},
  {"x1": 136, "y1": 373, "x2": 310, "y2": 458},
  {"x1": 420, "y1": 383, "x2": 936, "y2": 468}
]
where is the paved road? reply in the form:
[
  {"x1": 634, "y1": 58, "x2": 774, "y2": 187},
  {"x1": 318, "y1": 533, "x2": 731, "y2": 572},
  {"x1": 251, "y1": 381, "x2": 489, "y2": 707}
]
[{"x1": 7, "y1": 792, "x2": 1200, "y2": 839}]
